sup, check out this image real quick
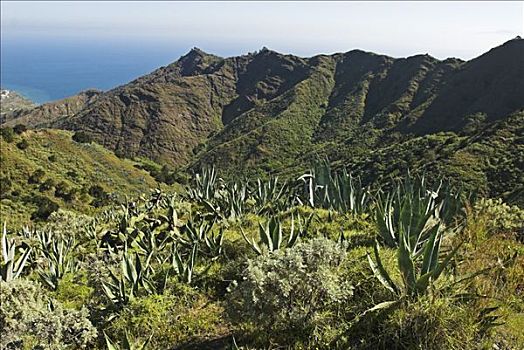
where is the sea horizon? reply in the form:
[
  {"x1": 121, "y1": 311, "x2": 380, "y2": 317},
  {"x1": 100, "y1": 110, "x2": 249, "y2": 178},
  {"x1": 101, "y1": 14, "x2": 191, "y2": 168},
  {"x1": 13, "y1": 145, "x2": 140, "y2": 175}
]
[{"x1": 0, "y1": 37, "x2": 189, "y2": 104}]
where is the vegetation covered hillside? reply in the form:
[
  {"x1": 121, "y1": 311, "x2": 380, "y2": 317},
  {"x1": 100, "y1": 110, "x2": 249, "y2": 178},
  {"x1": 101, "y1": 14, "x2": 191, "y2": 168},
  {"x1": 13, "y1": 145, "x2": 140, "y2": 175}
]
[
  {"x1": 1, "y1": 167, "x2": 523, "y2": 349},
  {"x1": 0, "y1": 128, "x2": 157, "y2": 225},
  {"x1": 289, "y1": 110, "x2": 524, "y2": 205},
  {"x1": 6, "y1": 39, "x2": 523, "y2": 192}
]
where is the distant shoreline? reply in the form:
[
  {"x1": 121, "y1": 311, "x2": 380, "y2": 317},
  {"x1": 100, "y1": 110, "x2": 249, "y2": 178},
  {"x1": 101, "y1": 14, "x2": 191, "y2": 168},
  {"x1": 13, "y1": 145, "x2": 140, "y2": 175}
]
[{"x1": 1, "y1": 84, "x2": 45, "y2": 105}]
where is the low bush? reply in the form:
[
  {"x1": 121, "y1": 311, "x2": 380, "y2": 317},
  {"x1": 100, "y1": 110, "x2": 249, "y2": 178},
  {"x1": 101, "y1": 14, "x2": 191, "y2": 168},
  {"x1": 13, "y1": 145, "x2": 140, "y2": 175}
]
[
  {"x1": 13, "y1": 124, "x2": 27, "y2": 135},
  {"x1": 0, "y1": 176, "x2": 12, "y2": 198},
  {"x1": 72, "y1": 131, "x2": 93, "y2": 143},
  {"x1": 16, "y1": 139, "x2": 29, "y2": 150},
  {"x1": 28, "y1": 169, "x2": 46, "y2": 184},
  {"x1": 473, "y1": 198, "x2": 524, "y2": 235},
  {"x1": 66, "y1": 170, "x2": 79, "y2": 179},
  {"x1": 39, "y1": 178, "x2": 56, "y2": 192},
  {"x1": 0, "y1": 278, "x2": 97, "y2": 349},
  {"x1": 52, "y1": 273, "x2": 94, "y2": 311},
  {"x1": 342, "y1": 296, "x2": 481, "y2": 350},
  {"x1": 55, "y1": 181, "x2": 77, "y2": 202},
  {"x1": 227, "y1": 237, "x2": 354, "y2": 346},
  {"x1": 0, "y1": 127, "x2": 15, "y2": 142},
  {"x1": 31, "y1": 196, "x2": 60, "y2": 220},
  {"x1": 88, "y1": 184, "x2": 110, "y2": 207}
]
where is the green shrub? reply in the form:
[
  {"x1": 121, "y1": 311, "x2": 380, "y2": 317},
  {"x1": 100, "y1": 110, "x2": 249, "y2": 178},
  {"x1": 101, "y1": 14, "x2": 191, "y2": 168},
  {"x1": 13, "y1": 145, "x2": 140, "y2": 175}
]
[
  {"x1": 16, "y1": 139, "x2": 29, "y2": 150},
  {"x1": 150, "y1": 164, "x2": 180, "y2": 184},
  {"x1": 0, "y1": 127, "x2": 15, "y2": 142},
  {"x1": 66, "y1": 170, "x2": 79, "y2": 179},
  {"x1": 0, "y1": 278, "x2": 97, "y2": 349},
  {"x1": 44, "y1": 210, "x2": 96, "y2": 240},
  {"x1": 88, "y1": 184, "x2": 110, "y2": 207},
  {"x1": 39, "y1": 178, "x2": 56, "y2": 192},
  {"x1": 31, "y1": 196, "x2": 60, "y2": 220},
  {"x1": 13, "y1": 124, "x2": 27, "y2": 135},
  {"x1": 28, "y1": 169, "x2": 46, "y2": 184},
  {"x1": 55, "y1": 181, "x2": 77, "y2": 201},
  {"x1": 48, "y1": 154, "x2": 57, "y2": 162},
  {"x1": 52, "y1": 273, "x2": 94, "y2": 310},
  {"x1": 227, "y1": 238, "x2": 354, "y2": 345},
  {"x1": 473, "y1": 198, "x2": 524, "y2": 235},
  {"x1": 72, "y1": 131, "x2": 93, "y2": 143}
]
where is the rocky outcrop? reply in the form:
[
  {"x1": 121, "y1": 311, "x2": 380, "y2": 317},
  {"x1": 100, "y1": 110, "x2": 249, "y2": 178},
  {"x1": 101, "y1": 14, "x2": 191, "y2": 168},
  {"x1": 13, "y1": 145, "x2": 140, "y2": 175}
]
[{"x1": 2, "y1": 90, "x2": 100, "y2": 128}]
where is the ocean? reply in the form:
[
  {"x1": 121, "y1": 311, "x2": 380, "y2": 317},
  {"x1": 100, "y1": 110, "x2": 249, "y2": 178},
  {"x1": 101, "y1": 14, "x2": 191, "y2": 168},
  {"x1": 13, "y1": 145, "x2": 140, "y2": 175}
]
[{"x1": 0, "y1": 38, "x2": 188, "y2": 104}]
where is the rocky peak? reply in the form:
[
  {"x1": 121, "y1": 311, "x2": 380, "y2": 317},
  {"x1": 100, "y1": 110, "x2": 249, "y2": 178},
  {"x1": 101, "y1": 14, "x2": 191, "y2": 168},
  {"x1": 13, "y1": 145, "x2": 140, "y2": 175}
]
[{"x1": 176, "y1": 47, "x2": 222, "y2": 76}]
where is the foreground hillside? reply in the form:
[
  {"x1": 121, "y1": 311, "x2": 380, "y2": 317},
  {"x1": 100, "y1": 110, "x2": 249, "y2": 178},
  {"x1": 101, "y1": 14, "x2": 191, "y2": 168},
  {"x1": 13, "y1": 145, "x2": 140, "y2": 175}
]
[
  {"x1": 1, "y1": 170, "x2": 523, "y2": 349},
  {"x1": 0, "y1": 128, "x2": 157, "y2": 225}
]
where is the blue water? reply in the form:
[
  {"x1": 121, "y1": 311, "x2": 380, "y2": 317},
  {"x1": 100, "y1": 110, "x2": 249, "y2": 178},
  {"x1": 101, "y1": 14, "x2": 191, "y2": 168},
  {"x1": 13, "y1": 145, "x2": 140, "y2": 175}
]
[{"x1": 0, "y1": 38, "x2": 188, "y2": 104}]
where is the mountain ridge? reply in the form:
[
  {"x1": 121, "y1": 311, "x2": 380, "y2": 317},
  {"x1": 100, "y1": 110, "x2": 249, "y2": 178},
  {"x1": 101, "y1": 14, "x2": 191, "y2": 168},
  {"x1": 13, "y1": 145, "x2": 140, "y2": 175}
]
[{"x1": 3, "y1": 38, "x2": 523, "y2": 190}]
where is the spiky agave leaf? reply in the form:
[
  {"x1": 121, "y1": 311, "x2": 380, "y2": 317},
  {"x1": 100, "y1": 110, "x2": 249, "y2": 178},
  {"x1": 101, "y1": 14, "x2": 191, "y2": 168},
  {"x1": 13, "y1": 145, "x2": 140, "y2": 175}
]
[
  {"x1": 104, "y1": 331, "x2": 153, "y2": 350},
  {"x1": 398, "y1": 229, "x2": 417, "y2": 296},
  {"x1": 240, "y1": 228, "x2": 262, "y2": 255},
  {"x1": 367, "y1": 242, "x2": 399, "y2": 295},
  {"x1": 1, "y1": 223, "x2": 32, "y2": 282}
]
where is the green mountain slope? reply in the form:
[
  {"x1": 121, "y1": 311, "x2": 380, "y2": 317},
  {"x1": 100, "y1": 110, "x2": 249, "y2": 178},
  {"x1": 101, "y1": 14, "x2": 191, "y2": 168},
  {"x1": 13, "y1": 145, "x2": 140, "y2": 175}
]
[
  {"x1": 192, "y1": 38, "x2": 523, "y2": 179},
  {"x1": 0, "y1": 129, "x2": 157, "y2": 225},
  {"x1": 5, "y1": 38, "x2": 523, "y2": 200},
  {"x1": 322, "y1": 110, "x2": 523, "y2": 204}
]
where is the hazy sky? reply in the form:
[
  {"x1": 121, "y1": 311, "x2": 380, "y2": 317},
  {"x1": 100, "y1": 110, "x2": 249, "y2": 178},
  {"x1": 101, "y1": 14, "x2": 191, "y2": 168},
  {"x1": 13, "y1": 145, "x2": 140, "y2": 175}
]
[{"x1": 1, "y1": 1, "x2": 523, "y2": 59}]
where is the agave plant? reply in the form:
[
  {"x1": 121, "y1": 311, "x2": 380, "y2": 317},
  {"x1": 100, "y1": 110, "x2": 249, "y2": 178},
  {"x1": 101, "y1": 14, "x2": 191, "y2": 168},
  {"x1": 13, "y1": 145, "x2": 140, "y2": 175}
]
[
  {"x1": 186, "y1": 167, "x2": 220, "y2": 202},
  {"x1": 251, "y1": 177, "x2": 291, "y2": 214},
  {"x1": 104, "y1": 331, "x2": 152, "y2": 350},
  {"x1": 176, "y1": 215, "x2": 225, "y2": 259},
  {"x1": 299, "y1": 159, "x2": 370, "y2": 214},
  {"x1": 203, "y1": 227, "x2": 225, "y2": 259},
  {"x1": 119, "y1": 202, "x2": 148, "y2": 237},
  {"x1": 221, "y1": 181, "x2": 249, "y2": 219},
  {"x1": 100, "y1": 201, "x2": 152, "y2": 251},
  {"x1": 367, "y1": 224, "x2": 463, "y2": 298},
  {"x1": 171, "y1": 243, "x2": 197, "y2": 284},
  {"x1": 145, "y1": 187, "x2": 167, "y2": 211},
  {"x1": 38, "y1": 235, "x2": 78, "y2": 290},
  {"x1": 19, "y1": 225, "x2": 38, "y2": 240},
  {"x1": 1, "y1": 223, "x2": 32, "y2": 282},
  {"x1": 181, "y1": 215, "x2": 215, "y2": 244},
  {"x1": 436, "y1": 182, "x2": 466, "y2": 226},
  {"x1": 241, "y1": 214, "x2": 305, "y2": 255},
  {"x1": 102, "y1": 252, "x2": 154, "y2": 306},
  {"x1": 375, "y1": 174, "x2": 464, "y2": 252},
  {"x1": 163, "y1": 195, "x2": 183, "y2": 233},
  {"x1": 201, "y1": 181, "x2": 249, "y2": 221},
  {"x1": 134, "y1": 227, "x2": 172, "y2": 263},
  {"x1": 333, "y1": 169, "x2": 370, "y2": 214}
]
